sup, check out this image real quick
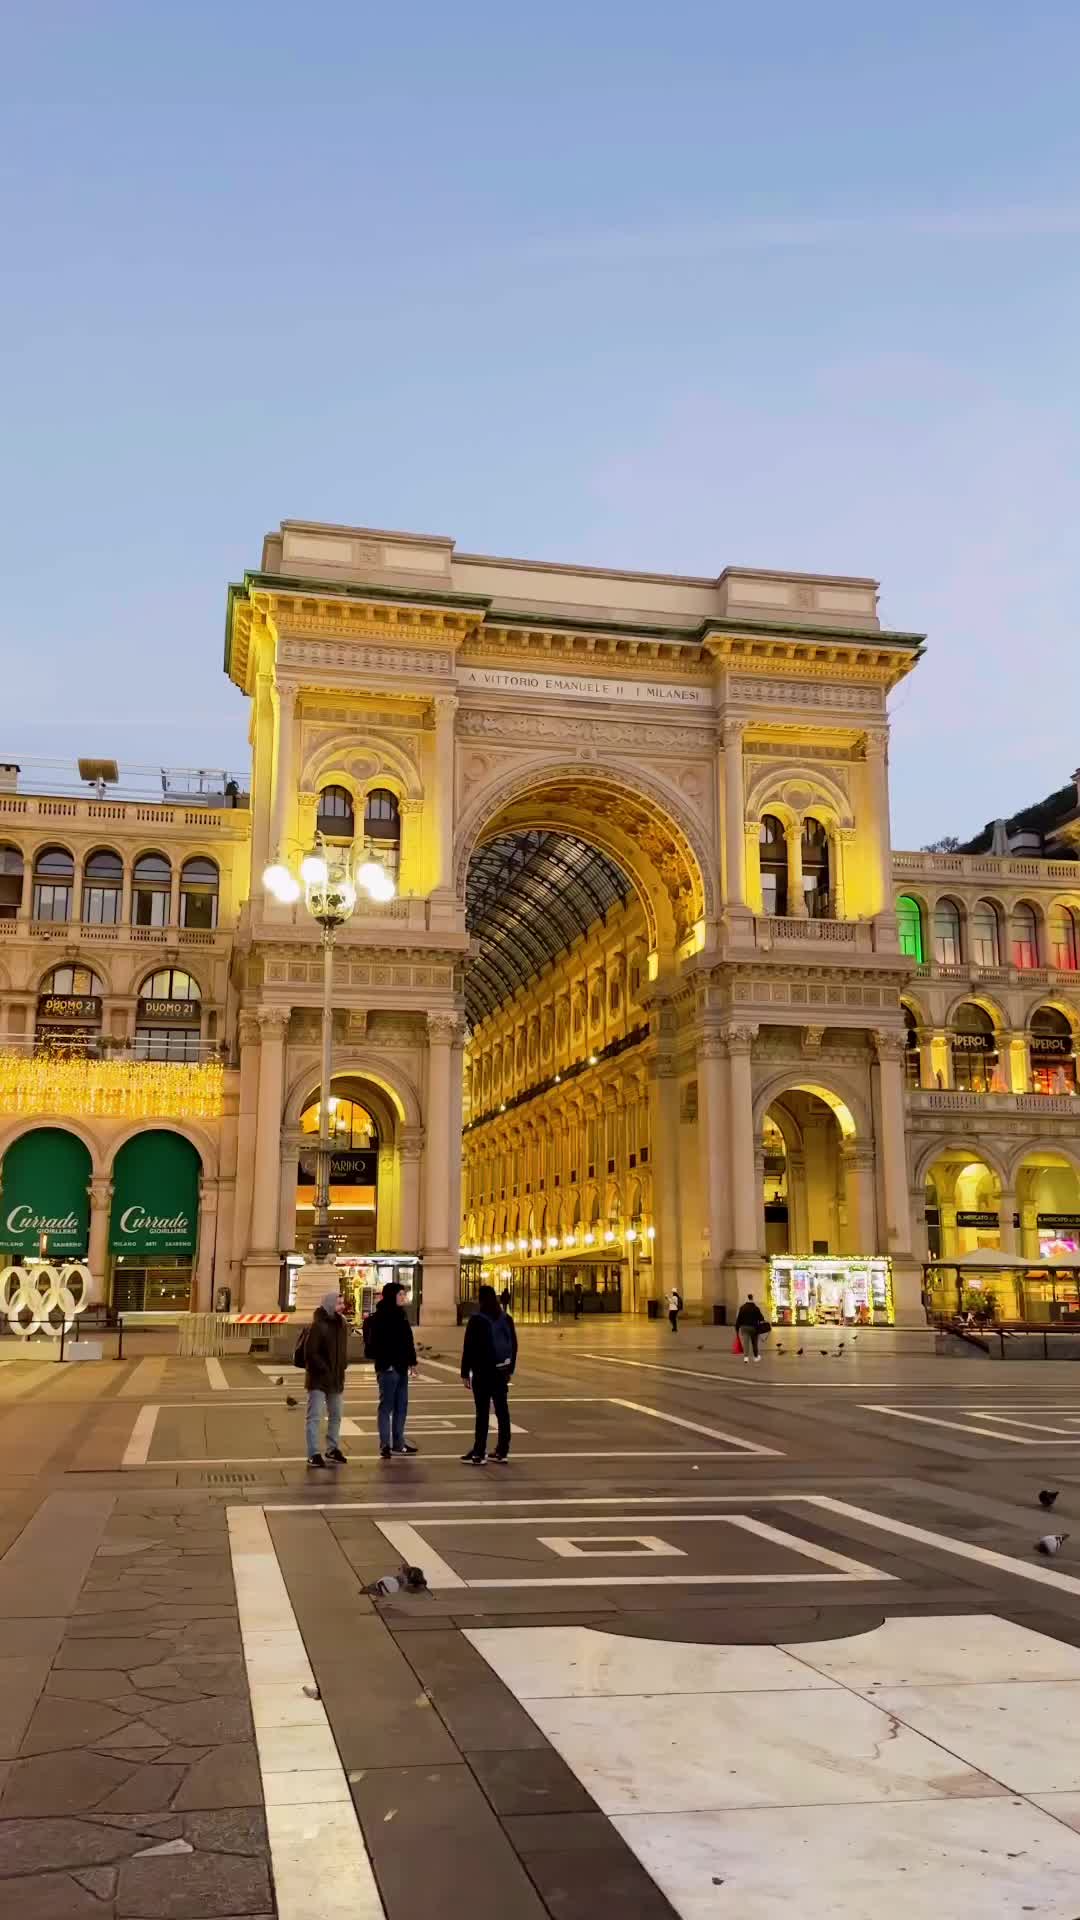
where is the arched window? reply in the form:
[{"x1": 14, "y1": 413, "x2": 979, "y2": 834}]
[
  {"x1": 897, "y1": 895, "x2": 924, "y2": 963},
  {"x1": 364, "y1": 788, "x2": 401, "y2": 881},
  {"x1": 950, "y1": 1004, "x2": 998, "y2": 1093},
  {"x1": 82, "y1": 848, "x2": 123, "y2": 926},
  {"x1": 179, "y1": 857, "x2": 218, "y2": 930},
  {"x1": 317, "y1": 785, "x2": 354, "y2": 839},
  {"x1": 1050, "y1": 906, "x2": 1080, "y2": 973},
  {"x1": 801, "y1": 817, "x2": 831, "y2": 918},
  {"x1": 133, "y1": 851, "x2": 171, "y2": 928},
  {"x1": 970, "y1": 899, "x2": 1001, "y2": 969},
  {"x1": 1011, "y1": 902, "x2": 1040, "y2": 970},
  {"x1": 36, "y1": 965, "x2": 104, "y2": 1053},
  {"x1": 0, "y1": 844, "x2": 23, "y2": 921},
  {"x1": 903, "y1": 1005, "x2": 921, "y2": 1088},
  {"x1": 759, "y1": 815, "x2": 788, "y2": 916},
  {"x1": 932, "y1": 899, "x2": 962, "y2": 967},
  {"x1": 135, "y1": 968, "x2": 202, "y2": 1062},
  {"x1": 32, "y1": 846, "x2": 74, "y2": 923},
  {"x1": 1030, "y1": 1007, "x2": 1077, "y2": 1096}
]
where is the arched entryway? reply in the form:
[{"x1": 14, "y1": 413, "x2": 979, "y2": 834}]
[
  {"x1": 0, "y1": 1126, "x2": 92, "y2": 1262},
  {"x1": 108, "y1": 1130, "x2": 202, "y2": 1312},
  {"x1": 759, "y1": 1084, "x2": 892, "y2": 1328}
]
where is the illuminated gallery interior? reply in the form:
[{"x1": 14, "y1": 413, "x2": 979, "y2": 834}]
[{"x1": 0, "y1": 518, "x2": 1078, "y2": 1329}]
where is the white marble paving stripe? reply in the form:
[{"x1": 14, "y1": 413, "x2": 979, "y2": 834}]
[
  {"x1": 267, "y1": 1493, "x2": 811, "y2": 1512},
  {"x1": 121, "y1": 1402, "x2": 159, "y2": 1467},
  {"x1": 725, "y1": 1513, "x2": 895, "y2": 1579},
  {"x1": 226, "y1": 1506, "x2": 385, "y2": 1919},
  {"x1": 578, "y1": 1352, "x2": 752, "y2": 1384},
  {"x1": 373, "y1": 1519, "x2": 467, "y2": 1588},
  {"x1": 810, "y1": 1495, "x2": 1080, "y2": 1598},
  {"x1": 147, "y1": 1447, "x2": 760, "y2": 1466},
  {"x1": 205, "y1": 1357, "x2": 228, "y2": 1390},
  {"x1": 608, "y1": 1395, "x2": 782, "y2": 1453},
  {"x1": 861, "y1": 1404, "x2": 1080, "y2": 1444}
]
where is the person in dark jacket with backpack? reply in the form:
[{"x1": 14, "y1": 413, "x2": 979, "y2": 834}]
[
  {"x1": 303, "y1": 1290, "x2": 350, "y2": 1468},
  {"x1": 367, "y1": 1280, "x2": 418, "y2": 1460},
  {"x1": 460, "y1": 1284, "x2": 517, "y2": 1463},
  {"x1": 735, "y1": 1292, "x2": 769, "y2": 1363}
]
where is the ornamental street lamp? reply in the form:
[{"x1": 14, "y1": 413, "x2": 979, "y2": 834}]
[{"x1": 263, "y1": 834, "x2": 394, "y2": 1266}]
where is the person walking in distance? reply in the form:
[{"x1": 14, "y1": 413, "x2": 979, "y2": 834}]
[
  {"x1": 366, "y1": 1279, "x2": 418, "y2": 1461},
  {"x1": 573, "y1": 1279, "x2": 584, "y2": 1321},
  {"x1": 303, "y1": 1290, "x2": 349, "y2": 1468},
  {"x1": 735, "y1": 1291, "x2": 768, "y2": 1364},
  {"x1": 667, "y1": 1287, "x2": 683, "y2": 1333},
  {"x1": 460, "y1": 1283, "x2": 517, "y2": 1463}
]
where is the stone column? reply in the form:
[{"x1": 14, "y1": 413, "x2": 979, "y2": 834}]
[
  {"x1": 432, "y1": 696, "x2": 457, "y2": 896},
  {"x1": 87, "y1": 1176, "x2": 112, "y2": 1305},
  {"x1": 861, "y1": 727, "x2": 893, "y2": 923},
  {"x1": 422, "y1": 1012, "x2": 463, "y2": 1324},
  {"x1": 231, "y1": 1012, "x2": 261, "y2": 1272},
  {"x1": 194, "y1": 1178, "x2": 220, "y2": 1312},
  {"x1": 243, "y1": 1007, "x2": 289, "y2": 1310},
  {"x1": 872, "y1": 1029, "x2": 921, "y2": 1322},
  {"x1": 787, "y1": 1149, "x2": 809, "y2": 1253},
  {"x1": 725, "y1": 1025, "x2": 764, "y2": 1304},
  {"x1": 278, "y1": 1136, "x2": 299, "y2": 1255},
  {"x1": 785, "y1": 823, "x2": 806, "y2": 917},
  {"x1": 19, "y1": 857, "x2": 32, "y2": 919},
  {"x1": 832, "y1": 827, "x2": 853, "y2": 920},
  {"x1": 696, "y1": 1027, "x2": 729, "y2": 1313},
  {"x1": 742, "y1": 820, "x2": 762, "y2": 915},
  {"x1": 120, "y1": 860, "x2": 133, "y2": 929},
  {"x1": 398, "y1": 797, "x2": 424, "y2": 896},
  {"x1": 722, "y1": 720, "x2": 746, "y2": 908},
  {"x1": 648, "y1": 1042, "x2": 682, "y2": 1306},
  {"x1": 842, "y1": 1145, "x2": 878, "y2": 1255},
  {"x1": 250, "y1": 666, "x2": 276, "y2": 890},
  {"x1": 997, "y1": 1191, "x2": 1018, "y2": 1254},
  {"x1": 398, "y1": 1127, "x2": 424, "y2": 1250},
  {"x1": 269, "y1": 683, "x2": 296, "y2": 863},
  {"x1": 1020, "y1": 1203, "x2": 1040, "y2": 1260},
  {"x1": 168, "y1": 865, "x2": 181, "y2": 929},
  {"x1": 1002, "y1": 1031, "x2": 1027, "y2": 1093},
  {"x1": 909, "y1": 1186, "x2": 930, "y2": 1264}
]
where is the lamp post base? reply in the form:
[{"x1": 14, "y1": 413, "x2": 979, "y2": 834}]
[{"x1": 293, "y1": 1257, "x2": 340, "y2": 1316}]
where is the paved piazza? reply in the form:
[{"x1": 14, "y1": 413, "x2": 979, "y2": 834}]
[{"x1": 8, "y1": 1330, "x2": 1080, "y2": 1915}]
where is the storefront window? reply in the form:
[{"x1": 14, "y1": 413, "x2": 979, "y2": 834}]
[
  {"x1": 133, "y1": 851, "x2": 171, "y2": 926},
  {"x1": 0, "y1": 844, "x2": 23, "y2": 921},
  {"x1": 1050, "y1": 907, "x2": 1080, "y2": 972},
  {"x1": 32, "y1": 845, "x2": 74, "y2": 922},
  {"x1": 950, "y1": 1004, "x2": 999, "y2": 1091},
  {"x1": 759, "y1": 815, "x2": 787, "y2": 916},
  {"x1": 1012, "y1": 902, "x2": 1040, "y2": 970},
  {"x1": 1029, "y1": 1007, "x2": 1077, "y2": 1095},
  {"x1": 35, "y1": 965, "x2": 104, "y2": 1054},
  {"x1": 317, "y1": 785, "x2": 354, "y2": 839},
  {"x1": 135, "y1": 968, "x2": 202, "y2": 1061},
  {"x1": 768, "y1": 1256, "x2": 894, "y2": 1327},
  {"x1": 179, "y1": 857, "x2": 218, "y2": 930},
  {"x1": 364, "y1": 788, "x2": 401, "y2": 881},
  {"x1": 897, "y1": 895, "x2": 923, "y2": 962},
  {"x1": 970, "y1": 899, "x2": 1001, "y2": 968},
  {"x1": 933, "y1": 899, "x2": 962, "y2": 966},
  {"x1": 81, "y1": 848, "x2": 123, "y2": 925}
]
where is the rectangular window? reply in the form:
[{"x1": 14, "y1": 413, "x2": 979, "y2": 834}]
[
  {"x1": 1013, "y1": 935, "x2": 1038, "y2": 970},
  {"x1": 134, "y1": 887, "x2": 169, "y2": 927},
  {"x1": 33, "y1": 883, "x2": 71, "y2": 922},
  {"x1": 180, "y1": 891, "x2": 217, "y2": 930},
  {"x1": 135, "y1": 1029, "x2": 201, "y2": 1063},
  {"x1": 83, "y1": 886, "x2": 121, "y2": 926}
]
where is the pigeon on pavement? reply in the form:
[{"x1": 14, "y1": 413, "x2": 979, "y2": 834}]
[
  {"x1": 1036, "y1": 1533, "x2": 1069, "y2": 1555},
  {"x1": 1039, "y1": 1489, "x2": 1060, "y2": 1509}
]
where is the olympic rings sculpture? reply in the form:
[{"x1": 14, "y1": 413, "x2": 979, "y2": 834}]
[{"x1": 0, "y1": 1263, "x2": 92, "y2": 1338}]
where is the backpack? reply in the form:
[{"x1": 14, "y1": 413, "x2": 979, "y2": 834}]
[
  {"x1": 361, "y1": 1312, "x2": 377, "y2": 1364},
  {"x1": 490, "y1": 1313, "x2": 514, "y2": 1371},
  {"x1": 292, "y1": 1326, "x2": 308, "y2": 1370}
]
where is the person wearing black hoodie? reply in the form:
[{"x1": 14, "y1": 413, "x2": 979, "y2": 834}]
[
  {"x1": 460, "y1": 1283, "x2": 517, "y2": 1463},
  {"x1": 304, "y1": 1289, "x2": 350, "y2": 1468},
  {"x1": 367, "y1": 1280, "x2": 418, "y2": 1460}
]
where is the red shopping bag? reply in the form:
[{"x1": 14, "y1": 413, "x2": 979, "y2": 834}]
[{"x1": 732, "y1": 1334, "x2": 742, "y2": 1355}]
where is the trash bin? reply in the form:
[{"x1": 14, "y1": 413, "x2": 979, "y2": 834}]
[
  {"x1": 712, "y1": 1303, "x2": 727, "y2": 1326},
  {"x1": 646, "y1": 1298, "x2": 659, "y2": 1320}
]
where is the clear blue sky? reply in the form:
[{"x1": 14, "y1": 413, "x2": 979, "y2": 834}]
[{"x1": 3, "y1": 2, "x2": 1078, "y2": 844}]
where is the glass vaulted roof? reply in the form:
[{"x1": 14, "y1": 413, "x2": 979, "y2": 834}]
[{"x1": 465, "y1": 830, "x2": 630, "y2": 1028}]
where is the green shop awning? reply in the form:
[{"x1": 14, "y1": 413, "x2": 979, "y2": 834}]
[
  {"x1": 0, "y1": 1128, "x2": 91, "y2": 1257},
  {"x1": 110, "y1": 1130, "x2": 200, "y2": 1259}
]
